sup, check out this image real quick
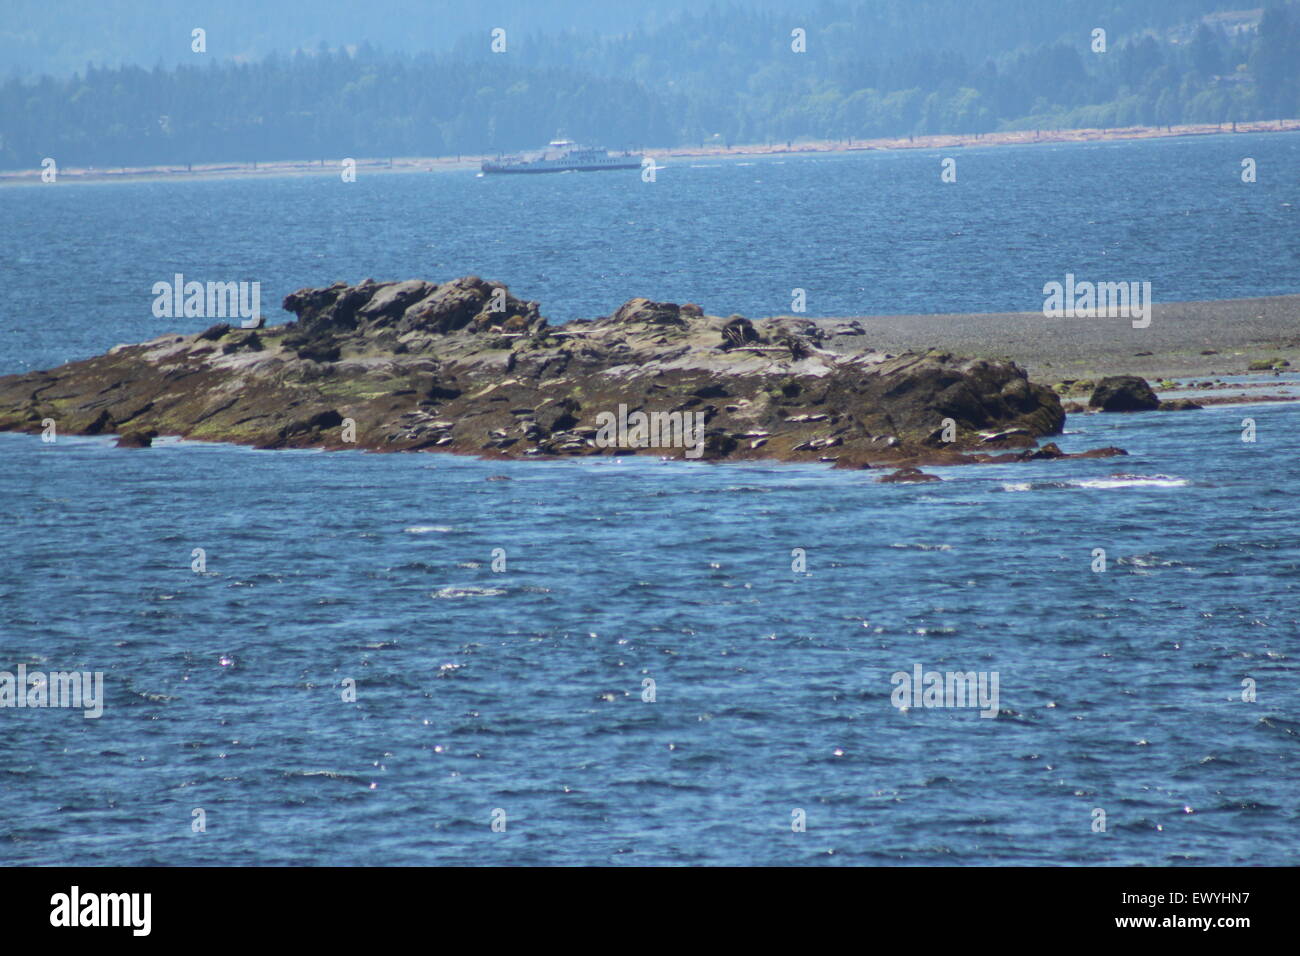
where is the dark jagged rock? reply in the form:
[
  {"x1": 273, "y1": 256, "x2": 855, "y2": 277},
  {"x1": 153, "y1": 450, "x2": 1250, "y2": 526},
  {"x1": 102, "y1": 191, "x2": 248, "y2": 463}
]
[
  {"x1": 115, "y1": 429, "x2": 156, "y2": 448},
  {"x1": 1089, "y1": 375, "x2": 1160, "y2": 412},
  {"x1": 198, "y1": 322, "x2": 232, "y2": 341},
  {"x1": 0, "y1": 276, "x2": 1080, "y2": 470},
  {"x1": 1070, "y1": 445, "x2": 1129, "y2": 458},
  {"x1": 1024, "y1": 441, "x2": 1065, "y2": 460},
  {"x1": 287, "y1": 336, "x2": 341, "y2": 363},
  {"x1": 880, "y1": 467, "x2": 941, "y2": 483},
  {"x1": 1158, "y1": 398, "x2": 1204, "y2": 411},
  {"x1": 720, "y1": 316, "x2": 760, "y2": 350},
  {"x1": 970, "y1": 443, "x2": 1128, "y2": 464},
  {"x1": 222, "y1": 331, "x2": 263, "y2": 354},
  {"x1": 609, "y1": 298, "x2": 685, "y2": 328},
  {"x1": 828, "y1": 320, "x2": 866, "y2": 337},
  {"x1": 533, "y1": 398, "x2": 580, "y2": 434}
]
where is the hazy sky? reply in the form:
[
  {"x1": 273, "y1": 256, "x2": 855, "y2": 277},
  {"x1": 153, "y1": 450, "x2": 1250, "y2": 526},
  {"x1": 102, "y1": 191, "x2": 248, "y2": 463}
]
[{"x1": 1, "y1": 0, "x2": 805, "y2": 75}]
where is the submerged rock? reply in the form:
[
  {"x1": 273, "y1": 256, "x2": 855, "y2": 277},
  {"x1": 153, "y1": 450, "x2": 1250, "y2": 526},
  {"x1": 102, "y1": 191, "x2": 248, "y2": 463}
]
[
  {"x1": 115, "y1": 429, "x2": 156, "y2": 448},
  {"x1": 880, "y1": 467, "x2": 942, "y2": 483}
]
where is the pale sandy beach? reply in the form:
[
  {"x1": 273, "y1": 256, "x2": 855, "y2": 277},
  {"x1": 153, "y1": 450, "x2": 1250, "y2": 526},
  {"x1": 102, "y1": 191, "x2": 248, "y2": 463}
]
[
  {"x1": 3, "y1": 119, "x2": 1298, "y2": 185},
  {"x1": 822, "y1": 293, "x2": 1300, "y2": 384}
]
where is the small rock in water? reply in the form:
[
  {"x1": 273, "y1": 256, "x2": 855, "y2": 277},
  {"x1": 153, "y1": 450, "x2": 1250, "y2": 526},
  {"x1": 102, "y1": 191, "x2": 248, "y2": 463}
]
[
  {"x1": 879, "y1": 467, "x2": 941, "y2": 483},
  {"x1": 116, "y1": 429, "x2": 157, "y2": 448},
  {"x1": 1089, "y1": 376, "x2": 1160, "y2": 412}
]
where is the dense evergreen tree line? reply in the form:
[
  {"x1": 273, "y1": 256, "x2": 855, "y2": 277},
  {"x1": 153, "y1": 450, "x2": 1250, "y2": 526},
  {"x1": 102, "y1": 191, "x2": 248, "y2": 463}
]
[
  {"x1": 2, "y1": 1, "x2": 1298, "y2": 170},
  {"x1": 0, "y1": 0, "x2": 1253, "y2": 77}
]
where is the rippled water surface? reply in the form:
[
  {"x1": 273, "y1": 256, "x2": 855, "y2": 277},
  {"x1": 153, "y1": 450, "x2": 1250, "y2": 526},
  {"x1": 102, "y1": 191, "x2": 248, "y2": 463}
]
[
  {"x1": 2, "y1": 131, "x2": 1299, "y2": 376},
  {"x1": 2, "y1": 134, "x2": 1299, "y2": 864},
  {"x1": 3, "y1": 402, "x2": 1298, "y2": 865}
]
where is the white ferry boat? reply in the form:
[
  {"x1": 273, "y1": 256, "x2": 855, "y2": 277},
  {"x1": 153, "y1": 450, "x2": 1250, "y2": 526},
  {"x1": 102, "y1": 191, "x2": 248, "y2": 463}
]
[{"x1": 481, "y1": 140, "x2": 643, "y2": 174}]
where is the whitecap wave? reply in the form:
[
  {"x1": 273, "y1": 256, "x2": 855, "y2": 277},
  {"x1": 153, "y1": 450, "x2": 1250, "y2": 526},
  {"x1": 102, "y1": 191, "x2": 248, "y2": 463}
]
[
  {"x1": 1076, "y1": 475, "x2": 1187, "y2": 489},
  {"x1": 432, "y1": 586, "x2": 506, "y2": 599},
  {"x1": 999, "y1": 474, "x2": 1186, "y2": 492}
]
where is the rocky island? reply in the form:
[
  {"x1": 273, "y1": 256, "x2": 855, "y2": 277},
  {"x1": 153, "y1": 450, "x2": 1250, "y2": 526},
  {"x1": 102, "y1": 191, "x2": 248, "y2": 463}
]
[{"x1": 0, "y1": 277, "x2": 1130, "y2": 477}]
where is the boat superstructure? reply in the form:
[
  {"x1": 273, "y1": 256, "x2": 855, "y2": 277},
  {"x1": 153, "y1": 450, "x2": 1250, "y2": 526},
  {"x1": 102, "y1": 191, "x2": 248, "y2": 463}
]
[{"x1": 482, "y1": 140, "x2": 643, "y2": 174}]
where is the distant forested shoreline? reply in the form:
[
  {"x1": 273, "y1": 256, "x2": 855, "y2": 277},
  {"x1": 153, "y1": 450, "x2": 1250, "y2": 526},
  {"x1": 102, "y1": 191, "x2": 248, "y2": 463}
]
[{"x1": 2, "y1": 1, "x2": 1298, "y2": 171}]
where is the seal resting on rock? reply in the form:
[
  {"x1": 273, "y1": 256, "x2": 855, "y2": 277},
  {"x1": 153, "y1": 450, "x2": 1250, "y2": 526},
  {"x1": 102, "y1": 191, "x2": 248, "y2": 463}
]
[{"x1": 0, "y1": 276, "x2": 1084, "y2": 472}]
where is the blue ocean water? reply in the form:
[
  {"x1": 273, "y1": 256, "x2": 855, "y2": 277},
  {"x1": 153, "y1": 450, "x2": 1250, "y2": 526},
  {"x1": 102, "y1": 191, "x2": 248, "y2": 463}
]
[
  {"x1": 1, "y1": 131, "x2": 1298, "y2": 375},
  {"x1": 1, "y1": 134, "x2": 1299, "y2": 865},
  {"x1": 3, "y1": 407, "x2": 1298, "y2": 865}
]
